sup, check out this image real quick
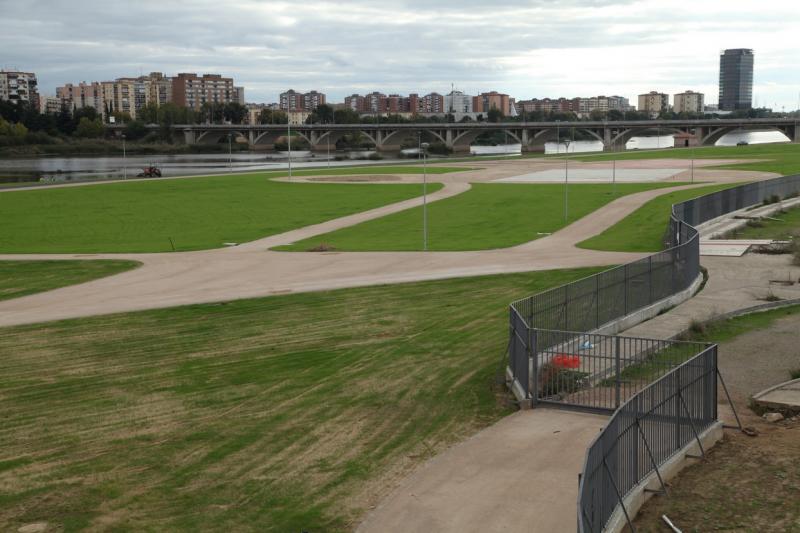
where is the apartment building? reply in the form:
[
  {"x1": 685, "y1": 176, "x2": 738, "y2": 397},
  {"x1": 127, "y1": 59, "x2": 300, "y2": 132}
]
[
  {"x1": 637, "y1": 91, "x2": 670, "y2": 117},
  {"x1": 56, "y1": 82, "x2": 105, "y2": 114},
  {"x1": 39, "y1": 95, "x2": 61, "y2": 114},
  {"x1": 173, "y1": 73, "x2": 237, "y2": 111},
  {"x1": 279, "y1": 89, "x2": 326, "y2": 111},
  {"x1": 444, "y1": 90, "x2": 473, "y2": 113},
  {"x1": 0, "y1": 70, "x2": 39, "y2": 109},
  {"x1": 473, "y1": 91, "x2": 510, "y2": 115},
  {"x1": 673, "y1": 91, "x2": 705, "y2": 114},
  {"x1": 517, "y1": 97, "x2": 573, "y2": 114}
]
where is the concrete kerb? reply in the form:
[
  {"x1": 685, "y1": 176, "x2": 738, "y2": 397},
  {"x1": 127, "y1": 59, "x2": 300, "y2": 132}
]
[
  {"x1": 604, "y1": 421, "x2": 724, "y2": 533},
  {"x1": 752, "y1": 378, "x2": 800, "y2": 412}
]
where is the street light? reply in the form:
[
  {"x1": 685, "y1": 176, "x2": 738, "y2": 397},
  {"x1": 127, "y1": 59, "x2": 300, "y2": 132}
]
[
  {"x1": 228, "y1": 133, "x2": 233, "y2": 172},
  {"x1": 421, "y1": 142, "x2": 430, "y2": 251},
  {"x1": 121, "y1": 134, "x2": 127, "y2": 180},
  {"x1": 564, "y1": 139, "x2": 571, "y2": 223},
  {"x1": 287, "y1": 115, "x2": 292, "y2": 180},
  {"x1": 555, "y1": 120, "x2": 561, "y2": 154}
]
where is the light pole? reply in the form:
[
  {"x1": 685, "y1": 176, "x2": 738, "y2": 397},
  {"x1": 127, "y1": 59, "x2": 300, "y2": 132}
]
[
  {"x1": 327, "y1": 115, "x2": 331, "y2": 170},
  {"x1": 564, "y1": 139, "x2": 571, "y2": 222},
  {"x1": 228, "y1": 133, "x2": 232, "y2": 172},
  {"x1": 421, "y1": 142, "x2": 430, "y2": 251},
  {"x1": 555, "y1": 120, "x2": 561, "y2": 154},
  {"x1": 287, "y1": 115, "x2": 292, "y2": 180},
  {"x1": 122, "y1": 134, "x2": 127, "y2": 179}
]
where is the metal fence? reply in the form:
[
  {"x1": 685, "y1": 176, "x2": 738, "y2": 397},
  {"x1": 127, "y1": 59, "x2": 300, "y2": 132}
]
[
  {"x1": 532, "y1": 329, "x2": 711, "y2": 413},
  {"x1": 505, "y1": 174, "x2": 800, "y2": 532},
  {"x1": 577, "y1": 345, "x2": 718, "y2": 532}
]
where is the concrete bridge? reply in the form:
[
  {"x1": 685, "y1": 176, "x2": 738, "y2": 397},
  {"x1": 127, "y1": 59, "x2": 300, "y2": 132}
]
[{"x1": 110, "y1": 118, "x2": 800, "y2": 152}]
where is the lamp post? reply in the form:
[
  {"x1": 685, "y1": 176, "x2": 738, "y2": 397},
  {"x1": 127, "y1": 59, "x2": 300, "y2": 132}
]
[
  {"x1": 421, "y1": 142, "x2": 430, "y2": 251},
  {"x1": 564, "y1": 139, "x2": 571, "y2": 222},
  {"x1": 287, "y1": 115, "x2": 292, "y2": 180},
  {"x1": 556, "y1": 120, "x2": 561, "y2": 154},
  {"x1": 122, "y1": 134, "x2": 127, "y2": 180}
]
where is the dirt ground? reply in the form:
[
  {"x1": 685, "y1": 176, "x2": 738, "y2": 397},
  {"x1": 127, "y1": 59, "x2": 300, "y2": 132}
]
[{"x1": 631, "y1": 312, "x2": 800, "y2": 532}]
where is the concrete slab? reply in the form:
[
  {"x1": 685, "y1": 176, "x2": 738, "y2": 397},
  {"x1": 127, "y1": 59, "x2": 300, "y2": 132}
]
[
  {"x1": 357, "y1": 409, "x2": 606, "y2": 533},
  {"x1": 495, "y1": 168, "x2": 685, "y2": 183},
  {"x1": 753, "y1": 379, "x2": 800, "y2": 411}
]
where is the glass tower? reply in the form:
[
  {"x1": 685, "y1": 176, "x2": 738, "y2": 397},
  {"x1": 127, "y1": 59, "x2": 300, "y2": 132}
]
[{"x1": 718, "y1": 49, "x2": 754, "y2": 111}]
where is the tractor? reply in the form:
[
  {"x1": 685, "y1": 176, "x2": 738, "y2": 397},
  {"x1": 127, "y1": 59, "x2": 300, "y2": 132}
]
[{"x1": 136, "y1": 166, "x2": 162, "y2": 178}]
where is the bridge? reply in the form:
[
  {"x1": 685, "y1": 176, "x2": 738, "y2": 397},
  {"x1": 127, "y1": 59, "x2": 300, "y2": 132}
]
[{"x1": 110, "y1": 118, "x2": 800, "y2": 152}]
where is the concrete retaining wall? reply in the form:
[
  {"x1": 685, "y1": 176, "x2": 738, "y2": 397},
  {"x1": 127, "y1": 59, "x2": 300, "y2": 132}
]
[{"x1": 605, "y1": 421, "x2": 724, "y2": 533}]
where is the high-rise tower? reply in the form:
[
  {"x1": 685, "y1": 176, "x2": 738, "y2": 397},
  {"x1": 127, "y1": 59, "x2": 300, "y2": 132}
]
[{"x1": 718, "y1": 49, "x2": 754, "y2": 111}]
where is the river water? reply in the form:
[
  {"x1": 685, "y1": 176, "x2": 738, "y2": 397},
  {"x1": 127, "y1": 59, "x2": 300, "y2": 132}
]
[{"x1": 0, "y1": 130, "x2": 791, "y2": 185}]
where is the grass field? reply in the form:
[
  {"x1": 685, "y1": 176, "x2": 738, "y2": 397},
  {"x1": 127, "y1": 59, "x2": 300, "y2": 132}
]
[
  {"x1": 0, "y1": 166, "x2": 463, "y2": 254},
  {"x1": 722, "y1": 203, "x2": 800, "y2": 240},
  {"x1": 0, "y1": 266, "x2": 603, "y2": 532},
  {"x1": 0, "y1": 260, "x2": 140, "y2": 301},
  {"x1": 577, "y1": 142, "x2": 800, "y2": 175},
  {"x1": 277, "y1": 182, "x2": 685, "y2": 252},
  {"x1": 577, "y1": 183, "x2": 736, "y2": 252}
]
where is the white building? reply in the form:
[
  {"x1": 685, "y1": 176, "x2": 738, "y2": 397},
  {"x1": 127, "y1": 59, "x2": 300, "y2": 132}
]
[
  {"x1": 673, "y1": 91, "x2": 705, "y2": 114},
  {"x1": 0, "y1": 70, "x2": 39, "y2": 109},
  {"x1": 444, "y1": 90, "x2": 473, "y2": 113}
]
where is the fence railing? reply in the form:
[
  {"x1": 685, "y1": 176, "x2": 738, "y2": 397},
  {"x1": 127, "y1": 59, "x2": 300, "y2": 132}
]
[
  {"x1": 532, "y1": 329, "x2": 711, "y2": 413},
  {"x1": 506, "y1": 173, "x2": 800, "y2": 532},
  {"x1": 577, "y1": 345, "x2": 718, "y2": 532}
]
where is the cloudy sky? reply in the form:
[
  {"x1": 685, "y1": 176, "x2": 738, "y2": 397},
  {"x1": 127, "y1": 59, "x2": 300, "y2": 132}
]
[{"x1": 2, "y1": 0, "x2": 799, "y2": 109}]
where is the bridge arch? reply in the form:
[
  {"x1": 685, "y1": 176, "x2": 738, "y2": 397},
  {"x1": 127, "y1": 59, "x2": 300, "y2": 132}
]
[
  {"x1": 195, "y1": 129, "x2": 247, "y2": 144},
  {"x1": 452, "y1": 128, "x2": 521, "y2": 150}
]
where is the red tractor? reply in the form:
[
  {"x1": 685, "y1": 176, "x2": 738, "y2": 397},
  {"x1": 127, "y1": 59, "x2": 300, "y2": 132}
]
[{"x1": 137, "y1": 166, "x2": 162, "y2": 178}]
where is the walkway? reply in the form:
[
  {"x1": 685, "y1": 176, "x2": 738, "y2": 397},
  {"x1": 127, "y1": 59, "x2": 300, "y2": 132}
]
[
  {"x1": 357, "y1": 409, "x2": 606, "y2": 533},
  {"x1": 0, "y1": 163, "x2": 773, "y2": 328}
]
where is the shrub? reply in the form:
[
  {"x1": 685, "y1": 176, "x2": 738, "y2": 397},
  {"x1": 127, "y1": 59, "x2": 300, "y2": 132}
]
[
  {"x1": 367, "y1": 152, "x2": 383, "y2": 160},
  {"x1": 539, "y1": 362, "x2": 588, "y2": 397}
]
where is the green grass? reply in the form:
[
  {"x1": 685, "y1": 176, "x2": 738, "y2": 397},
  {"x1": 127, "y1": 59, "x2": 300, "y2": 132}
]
[
  {"x1": 578, "y1": 183, "x2": 736, "y2": 252},
  {"x1": 576, "y1": 142, "x2": 800, "y2": 175},
  {"x1": 0, "y1": 266, "x2": 604, "y2": 532},
  {"x1": 277, "y1": 182, "x2": 686, "y2": 252},
  {"x1": 0, "y1": 260, "x2": 140, "y2": 301},
  {"x1": 725, "y1": 203, "x2": 800, "y2": 240},
  {"x1": 0, "y1": 167, "x2": 468, "y2": 253}
]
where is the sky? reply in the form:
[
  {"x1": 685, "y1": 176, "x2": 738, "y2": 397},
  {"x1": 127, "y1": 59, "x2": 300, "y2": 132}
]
[{"x1": 2, "y1": 0, "x2": 799, "y2": 109}]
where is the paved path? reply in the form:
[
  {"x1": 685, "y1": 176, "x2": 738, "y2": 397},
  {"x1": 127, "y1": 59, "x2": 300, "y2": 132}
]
[
  {"x1": 0, "y1": 181, "x2": 723, "y2": 327},
  {"x1": 0, "y1": 162, "x2": 773, "y2": 327},
  {"x1": 357, "y1": 409, "x2": 606, "y2": 533}
]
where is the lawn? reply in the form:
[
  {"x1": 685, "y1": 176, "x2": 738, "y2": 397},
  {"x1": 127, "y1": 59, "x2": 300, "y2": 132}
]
[
  {"x1": 577, "y1": 183, "x2": 736, "y2": 252},
  {"x1": 722, "y1": 203, "x2": 800, "y2": 240},
  {"x1": 277, "y1": 182, "x2": 686, "y2": 252},
  {"x1": 0, "y1": 166, "x2": 464, "y2": 253},
  {"x1": 0, "y1": 266, "x2": 604, "y2": 532},
  {"x1": 576, "y1": 142, "x2": 800, "y2": 175},
  {"x1": 0, "y1": 260, "x2": 140, "y2": 301}
]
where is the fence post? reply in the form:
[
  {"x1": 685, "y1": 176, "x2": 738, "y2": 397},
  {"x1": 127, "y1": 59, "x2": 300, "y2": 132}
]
[
  {"x1": 529, "y1": 327, "x2": 538, "y2": 405},
  {"x1": 615, "y1": 336, "x2": 622, "y2": 408}
]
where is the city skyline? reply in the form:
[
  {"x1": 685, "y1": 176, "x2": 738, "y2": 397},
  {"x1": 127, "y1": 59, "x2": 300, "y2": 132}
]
[{"x1": 2, "y1": 0, "x2": 799, "y2": 109}]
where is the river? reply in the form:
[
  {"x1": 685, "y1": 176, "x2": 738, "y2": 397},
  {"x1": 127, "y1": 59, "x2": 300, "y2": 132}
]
[{"x1": 0, "y1": 130, "x2": 791, "y2": 186}]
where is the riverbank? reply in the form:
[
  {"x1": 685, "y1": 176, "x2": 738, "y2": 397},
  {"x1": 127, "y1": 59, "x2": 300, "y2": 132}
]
[{"x1": 0, "y1": 139, "x2": 250, "y2": 158}]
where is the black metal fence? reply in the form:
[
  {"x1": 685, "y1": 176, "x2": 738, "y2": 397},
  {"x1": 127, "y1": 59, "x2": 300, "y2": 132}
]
[
  {"x1": 532, "y1": 329, "x2": 711, "y2": 412},
  {"x1": 505, "y1": 174, "x2": 800, "y2": 532},
  {"x1": 577, "y1": 345, "x2": 718, "y2": 532}
]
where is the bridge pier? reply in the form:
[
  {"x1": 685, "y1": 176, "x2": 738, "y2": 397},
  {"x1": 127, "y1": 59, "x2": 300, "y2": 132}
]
[{"x1": 183, "y1": 128, "x2": 196, "y2": 145}]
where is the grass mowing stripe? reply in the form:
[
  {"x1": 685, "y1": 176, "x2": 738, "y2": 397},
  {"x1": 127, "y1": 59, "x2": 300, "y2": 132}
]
[
  {"x1": 0, "y1": 266, "x2": 604, "y2": 532},
  {"x1": 0, "y1": 260, "x2": 140, "y2": 301},
  {"x1": 277, "y1": 182, "x2": 687, "y2": 252}
]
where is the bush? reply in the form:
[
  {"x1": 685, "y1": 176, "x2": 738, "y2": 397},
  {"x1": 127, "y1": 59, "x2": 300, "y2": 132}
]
[
  {"x1": 367, "y1": 152, "x2": 383, "y2": 160},
  {"x1": 538, "y1": 362, "x2": 588, "y2": 398},
  {"x1": 763, "y1": 194, "x2": 781, "y2": 206}
]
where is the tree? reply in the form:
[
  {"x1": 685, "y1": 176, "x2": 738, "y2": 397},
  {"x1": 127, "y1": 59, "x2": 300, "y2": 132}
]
[
  {"x1": 258, "y1": 109, "x2": 288, "y2": 124},
  {"x1": 487, "y1": 107, "x2": 503, "y2": 123},
  {"x1": 75, "y1": 117, "x2": 105, "y2": 138},
  {"x1": 124, "y1": 120, "x2": 148, "y2": 140},
  {"x1": 333, "y1": 108, "x2": 361, "y2": 124},
  {"x1": 309, "y1": 104, "x2": 334, "y2": 124},
  {"x1": 223, "y1": 102, "x2": 247, "y2": 124},
  {"x1": 589, "y1": 109, "x2": 607, "y2": 121}
]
